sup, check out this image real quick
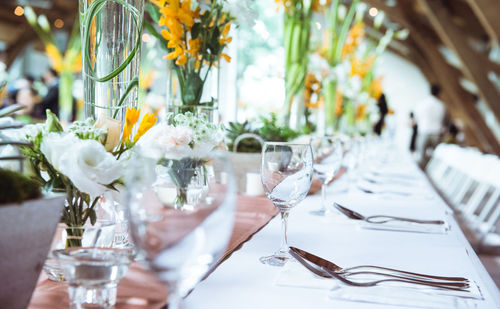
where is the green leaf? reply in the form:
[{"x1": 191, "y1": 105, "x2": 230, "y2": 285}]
[
  {"x1": 182, "y1": 71, "x2": 204, "y2": 105},
  {"x1": 45, "y1": 110, "x2": 63, "y2": 132},
  {"x1": 89, "y1": 208, "x2": 97, "y2": 225},
  {"x1": 145, "y1": 3, "x2": 161, "y2": 23},
  {"x1": 191, "y1": 23, "x2": 201, "y2": 39}
]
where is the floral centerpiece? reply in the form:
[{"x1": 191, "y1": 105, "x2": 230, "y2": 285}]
[
  {"x1": 19, "y1": 108, "x2": 156, "y2": 246},
  {"x1": 275, "y1": 0, "x2": 330, "y2": 130},
  {"x1": 146, "y1": 0, "x2": 237, "y2": 115},
  {"x1": 24, "y1": 6, "x2": 81, "y2": 122},
  {"x1": 138, "y1": 112, "x2": 223, "y2": 209}
]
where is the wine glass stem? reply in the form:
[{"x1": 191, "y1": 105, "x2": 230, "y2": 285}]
[
  {"x1": 167, "y1": 282, "x2": 182, "y2": 309},
  {"x1": 320, "y1": 182, "x2": 327, "y2": 212},
  {"x1": 279, "y1": 210, "x2": 289, "y2": 254}
]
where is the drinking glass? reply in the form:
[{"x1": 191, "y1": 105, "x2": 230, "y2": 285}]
[
  {"x1": 309, "y1": 136, "x2": 343, "y2": 216},
  {"x1": 53, "y1": 223, "x2": 135, "y2": 309},
  {"x1": 260, "y1": 142, "x2": 313, "y2": 266},
  {"x1": 125, "y1": 151, "x2": 236, "y2": 309}
]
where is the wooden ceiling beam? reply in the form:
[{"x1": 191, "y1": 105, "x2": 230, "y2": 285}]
[
  {"x1": 464, "y1": 0, "x2": 500, "y2": 45},
  {"x1": 420, "y1": 0, "x2": 500, "y2": 126},
  {"x1": 400, "y1": 2, "x2": 500, "y2": 154},
  {"x1": 405, "y1": 38, "x2": 487, "y2": 150}
]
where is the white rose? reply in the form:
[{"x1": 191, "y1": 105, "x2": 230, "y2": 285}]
[
  {"x1": 42, "y1": 134, "x2": 122, "y2": 197},
  {"x1": 138, "y1": 123, "x2": 195, "y2": 160}
]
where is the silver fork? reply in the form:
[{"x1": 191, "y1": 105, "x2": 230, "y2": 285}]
[
  {"x1": 289, "y1": 249, "x2": 470, "y2": 291},
  {"x1": 290, "y1": 246, "x2": 468, "y2": 283}
]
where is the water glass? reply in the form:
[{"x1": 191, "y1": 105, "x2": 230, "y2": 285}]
[{"x1": 53, "y1": 224, "x2": 135, "y2": 309}]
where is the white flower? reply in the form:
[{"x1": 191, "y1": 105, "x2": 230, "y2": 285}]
[
  {"x1": 41, "y1": 133, "x2": 122, "y2": 197},
  {"x1": 225, "y1": 0, "x2": 258, "y2": 27},
  {"x1": 40, "y1": 133, "x2": 80, "y2": 168},
  {"x1": 138, "y1": 123, "x2": 195, "y2": 160}
]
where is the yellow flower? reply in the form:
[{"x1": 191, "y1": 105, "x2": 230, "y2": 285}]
[
  {"x1": 369, "y1": 76, "x2": 383, "y2": 99},
  {"x1": 187, "y1": 38, "x2": 200, "y2": 57},
  {"x1": 122, "y1": 107, "x2": 141, "y2": 144},
  {"x1": 219, "y1": 23, "x2": 232, "y2": 45},
  {"x1": 350, "y1": 55, "x2": 375, "y2": 79},
  {"x1": 133, "y1": 113, "x2": 158, "y2": 142},
  {"x1": 335, "y1": 90, "x2": 343, "y2": 116},
  {"x1": 355, "y1": 104, "x2": 367, "y2": 121},
  {"x1": 312, "y1": 0, "x2": 331, "y2": 13},
  {"x1": 220, "y1": 53, "x2": 231, "y2": 63},
  {"x1": 45, "y1": 44, "x2": 63, "y2": 73},
  {"x1": 342, "y1": 22, "x2": 365, "y2": 59},
  {"x1": 305, "y1": 73, "x2": 321, "y2": 108}
]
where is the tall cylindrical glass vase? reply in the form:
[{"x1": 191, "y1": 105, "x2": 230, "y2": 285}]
[{"x1": 79, "y1": 0, "x2": 144, "y2": 122}]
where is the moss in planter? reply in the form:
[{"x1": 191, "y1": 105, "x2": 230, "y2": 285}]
[{"x1": 0, "y1": 168, "x2": 41, "y2": 205}]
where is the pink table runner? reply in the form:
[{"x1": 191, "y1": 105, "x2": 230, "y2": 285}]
[{"x1": 28, "y1": 196, "x2": 277, "y2": 309}]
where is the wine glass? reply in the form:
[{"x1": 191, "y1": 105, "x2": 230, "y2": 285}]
[
  {"x1": 309, "y1": 136, "x2": 343, "y2": 216},
  {"x1": 125, "y1": 151, "x2": 236, "y2": 309},
  {"x1": 260, "y1": 142, "x2": 313, "y2": 266}
]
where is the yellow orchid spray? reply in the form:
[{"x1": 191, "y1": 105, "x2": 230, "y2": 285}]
[
  {"x1": 147, "y1": 0, "x2": 235, "y2": 110},
  {"x1": 115, "y1": 107, "x2": 158, "y2": 158},
  {"x1": 122, "y1": 107, "x2": 141, "y2": 144}
]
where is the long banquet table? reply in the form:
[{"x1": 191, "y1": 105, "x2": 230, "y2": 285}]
[
  {"x1": 29, "y1": 150, "x2": 500, "y2": 308},
  {"x1": 184, "y1": 151, "x2": 500, "y2": 308}
]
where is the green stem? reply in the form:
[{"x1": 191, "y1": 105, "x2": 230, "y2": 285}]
[{"x1": 82, "y1": 0, "x2": 142, "y2": 82}]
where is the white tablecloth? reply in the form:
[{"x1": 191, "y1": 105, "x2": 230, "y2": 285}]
[{"x1": 185, "y1": 152, "x2": 500, "y2": 308}]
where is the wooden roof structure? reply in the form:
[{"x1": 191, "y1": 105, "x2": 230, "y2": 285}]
[
  {"x1": 0, "y1": 0, "x2": 77, "y2": 66},
  {"x1": 363, "y1": 0, "x2": 500, "y2": 155},
  {"x1": 1, "y1": 0, "x2": 500, "y2": 154}
]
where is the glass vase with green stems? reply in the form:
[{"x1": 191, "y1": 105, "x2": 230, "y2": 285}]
[
  {"x1": 283, "y1": 0, "x2": 313, "y2": 130},
  {"x1": 79, "y1": 0, "x2": 144, "y2": 123},
  {"x1": 323, "y1": 0, "x2": 360, "y2": 134},
  {"x1": 144, "y1": 1, "x2": 233, "y2": 121}
]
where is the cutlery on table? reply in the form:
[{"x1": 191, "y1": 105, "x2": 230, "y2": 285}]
[
  {"x1": 334, "y1": 203, "x2": 445, "y2": 225},
  {"x1": 289, "y1": 247, "x2": 469, "y2": 284},
  {"x1": 357, "y1": 186, "x2": 412, "y2": 196}
]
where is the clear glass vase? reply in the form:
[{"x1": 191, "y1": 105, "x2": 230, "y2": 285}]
[
  {"x1": 166, "y1": 61, "x2": 219, "y2": 123},
  {"x1": 79, "y1": 0, "x2": 144, "y2": 123},
  {"x1": 44, "y1": 222, "x2": 116, "y2": 281}
]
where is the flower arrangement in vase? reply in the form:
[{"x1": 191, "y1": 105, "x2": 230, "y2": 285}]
[
  {"x1": 19, "y1": 108, "x2": 156, "y2": 244},
  {"x1": 138, "y1": 112, "x2": 223, "y2": 209},
  {"x1": 146, "y1": 0, "x2": 238, "y2": 117}
]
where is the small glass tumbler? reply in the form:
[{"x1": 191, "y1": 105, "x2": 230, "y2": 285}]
[{"x1": 53, "y1": 225, "x2": 135, "y2": 309}]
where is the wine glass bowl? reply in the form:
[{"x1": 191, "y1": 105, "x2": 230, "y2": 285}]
[
  {"x1": 260, "y1": 142, "x2": 313, "y2": 266},
  {"x1": 126, "y1": 151, "x2": 236, "y2": 308},
  {"x1": 310, "y1": 136, "x2": 343, "y2": 216}
]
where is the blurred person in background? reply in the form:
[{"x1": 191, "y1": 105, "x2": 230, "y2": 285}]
[
  {"x1": 409, "y1": 112, "x2": 418, "y2": 153},
  {"x1": 415, "y1": 84, "x2": 445, "y2": 167},
  {"x1": 373, "y1": 93, "x2": 388, "y2": 136},
  {"x1": 38, "y1": 68, "x2": 59, "y2": 118}
]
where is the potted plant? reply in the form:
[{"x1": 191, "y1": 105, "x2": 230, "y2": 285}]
[{"x1": 226, "y1": 114, "x2": 300, "y2": 195}]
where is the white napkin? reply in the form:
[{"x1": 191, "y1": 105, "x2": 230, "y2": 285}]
[
  {"x1": 276, "y1": 248, "x2": 484, "y2": 308},
  {"x1": 275, "y1": 260, "x2": 336, "y2": 290},
  {"x1": 359, "y1": 219, "x2": 450, "y2": 234}
]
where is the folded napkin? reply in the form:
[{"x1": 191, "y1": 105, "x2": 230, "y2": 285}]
[{"x1": 359, "y1": 219, "x2": 450, "y2": 234}]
